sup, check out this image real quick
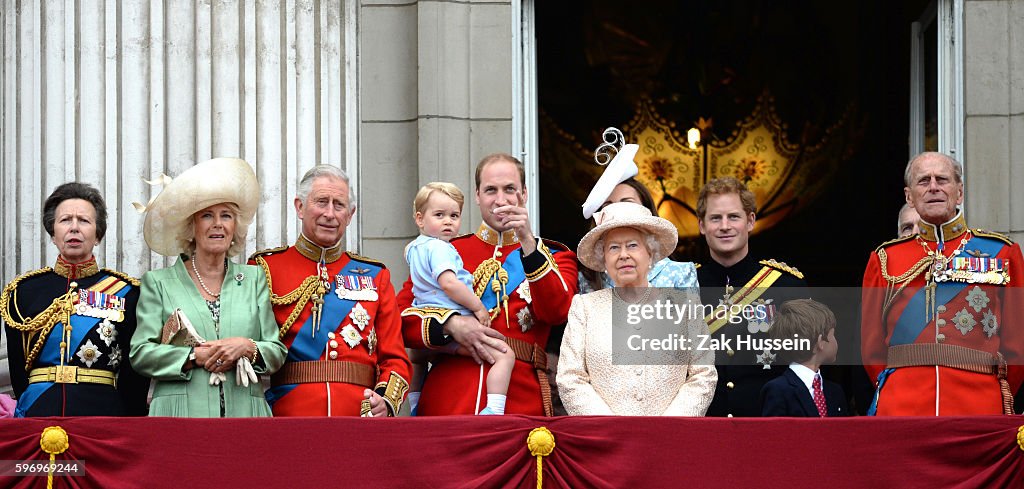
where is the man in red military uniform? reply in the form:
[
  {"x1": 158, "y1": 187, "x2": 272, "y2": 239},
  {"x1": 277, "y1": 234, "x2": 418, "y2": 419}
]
[
  {"x1": 399, "y1": 153, "x2": 578, "y2": 415},
  {"x1": 862, "y1": 152, "x2": 1024, "y2": 415},
  {"x1": 250, "y1": 166, "x2": 410, "y2": 416}
]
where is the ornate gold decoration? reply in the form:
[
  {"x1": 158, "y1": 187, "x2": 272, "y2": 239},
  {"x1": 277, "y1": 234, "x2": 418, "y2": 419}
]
[
  {"x1": 759, "y1": 259, "x2": 804, "y2": 280},
  {"x1": 0, "y1": 270, "x2": 78, "y2": 370},
  {"x1": 542, "y1": 91, "x2": 860, "y2": 239},
  {"x1": 623, "y1": 93, "x2": 857, "y2": 237},
  {"x1": 40, "y1": 426, "x2": 70, "y2": 489},
  {"x1": 253, "y1": 255, "x2": 326, "y2": 338},
  {"x1": 472, "y1": 254, "x2": 509, "y2": 326},
  {"x1": 1018, "y1": 425, "x2": 1024, "y2": 451},
  {"x1": 527, "y1": 427, "x2": 555, "y2": 489}
]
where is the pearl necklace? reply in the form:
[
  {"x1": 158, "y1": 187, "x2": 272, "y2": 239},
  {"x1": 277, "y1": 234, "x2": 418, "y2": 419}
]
[
  {"x1": 191, "y1": 253, "x2": 226, "y2": 298},
  {"x1": 614, "y1": 285, "x2": 653, "y2": 304}
]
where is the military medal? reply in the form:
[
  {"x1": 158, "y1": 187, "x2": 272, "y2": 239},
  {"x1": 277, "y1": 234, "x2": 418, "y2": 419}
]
[
  {"x1": 76, "y1": 339, "x2": 103, "y2": 367},
  {"x1": 108, "y1": 344, "x2": 122, "y2": 368},
  {"x1": 517, "y1": 308, "x2": 533, "y2": 333},
  {"x1": 340, "y1": 325, "x2": 362, "y2": 348},
  {"x1": 349, "y1": 303, "x2": 371, "y2": 331},
  {"x1": 746, "y1": 298, "x2": 775, "y2": 334},
  {"x1": 367, "y1": 328, "x2": 378, "y2": 355},
  {"x1": 96, "y1": 320, "x2": 118, "y2": 347},
  {"x1": 74, "y1": 289, "x2": 126, "y2": 322},
  {"x1": 335, "y1": 273, "x2": 379, "y2": 301},
  {"x1": 516, "y1": 281, "x2": 532, "y2": 304},
  {"x1": 756, "y1": 349, "x2": 776, "y2": 370},
  {"x1": 981, "y1": 310, "x2": 999, "y2": 337}
]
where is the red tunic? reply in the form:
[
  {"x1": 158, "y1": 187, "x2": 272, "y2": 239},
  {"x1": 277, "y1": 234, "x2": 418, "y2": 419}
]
[
  {"x1": 251, "y1": 236, "x2": 410, "y2": 416},
  {"x1": 861, "y1": 214, "x2": 1024, "y2": 415},
  {"x1": 399, "y1": 225, "x2": 578, "y2": 415}
]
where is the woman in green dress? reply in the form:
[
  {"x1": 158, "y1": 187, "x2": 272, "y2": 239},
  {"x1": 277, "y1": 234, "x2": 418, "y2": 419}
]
[{"x1": 129, "y1": 158, "x2": 286, "y2": 417}]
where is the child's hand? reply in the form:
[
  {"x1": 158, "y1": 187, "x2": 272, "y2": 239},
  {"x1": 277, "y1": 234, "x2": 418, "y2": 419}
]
[{"x1": 473, "y1": 308, "x2": 492, "y2": 328}]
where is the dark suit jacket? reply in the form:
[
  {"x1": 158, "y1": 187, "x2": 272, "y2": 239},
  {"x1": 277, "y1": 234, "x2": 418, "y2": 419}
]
[{"x1": 759, "y1": 368, "x2": 850, "y2": 417}]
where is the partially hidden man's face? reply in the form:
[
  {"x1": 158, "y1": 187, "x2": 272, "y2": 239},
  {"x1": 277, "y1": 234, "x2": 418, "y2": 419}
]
[
  {"x1": 905, "y1": 155, "x2": 963, "y2": 225},
  {"x1": 898, "y1": 207, "x2": 921, "y2": 237},
  {"x1": 295, "y1": 176, "x2": 355, "y2": 248}
]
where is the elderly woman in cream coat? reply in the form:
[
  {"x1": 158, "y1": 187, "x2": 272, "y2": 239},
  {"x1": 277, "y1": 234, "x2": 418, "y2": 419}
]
[
  {"x1": 558, "y1": 202, "x2": 716, "y2": 415},
  {"x1": 130, "y1": 158, "x2": 286, "y2": 417}
]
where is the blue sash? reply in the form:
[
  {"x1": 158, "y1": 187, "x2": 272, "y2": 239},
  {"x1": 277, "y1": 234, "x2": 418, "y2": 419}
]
[
  {"x1": 479, "y1": 249, "x2": 527, "y2": 311},
  {"x1": 889, "y1": 236, "x2": 1005, "y2": 346},
  {"x1": 866, "y1": 368, "x2": 894, "y2": 416},
  {"x1": 268, "y1": 260, "x2": 382, "y2": 406},
  {"x1": 16, "y1": 277, "x2": 132, "y2": 417}
]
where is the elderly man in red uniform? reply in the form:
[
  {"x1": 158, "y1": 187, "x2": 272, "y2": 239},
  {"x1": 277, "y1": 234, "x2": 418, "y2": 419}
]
[
  {"x1": 862, "y1": 152, "x2": 1024, "y2": 415},
  {"x1": 399, "y1": 153, "x2": 577, "y2": 416},
  {"x1": 250, "y1": 166, "x2": 410, "y2": 417}
]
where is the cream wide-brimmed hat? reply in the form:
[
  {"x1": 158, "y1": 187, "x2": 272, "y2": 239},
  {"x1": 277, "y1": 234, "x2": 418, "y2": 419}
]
[
  {"x1": 576, "y1": 202, "x2": 678, "y2": 272},
  {"x1": 141, "y1": 158, "x2": 259, "y2": 257}
]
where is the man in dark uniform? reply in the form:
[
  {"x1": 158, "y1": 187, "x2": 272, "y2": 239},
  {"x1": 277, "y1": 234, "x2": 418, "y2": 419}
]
[{"x1": 696, "y1": 177, "x2": 806, "y2": 417}]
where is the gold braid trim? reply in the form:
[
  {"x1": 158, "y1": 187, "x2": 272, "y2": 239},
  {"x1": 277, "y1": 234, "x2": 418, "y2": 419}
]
[
  {"x1": 1, "y1": 268, "x2": 77, "y2": 370},
  {"x1": 973, "y1": 228, "x2": 1013, "y2": 245},
  {"x1": 472, "y1": 257, "x2": 509, "y2": 322},
  {"x1": 253, "y1": 255, "x2": 326, "y2": 338},
  {"x1": 759, "y1": 259, "x2": 805, "y2": 280},
  {"x1": 877, "y1": 248, "x2": 931, "y2": 316},
  {"x1": 472, "y1": 258, "x2": 503, "y2": 297}
]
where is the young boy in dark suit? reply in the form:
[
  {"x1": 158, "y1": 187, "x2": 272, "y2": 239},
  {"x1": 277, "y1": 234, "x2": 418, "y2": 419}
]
[{"x1": 759, "y1": 299, "x2": 849, "y2": 417}]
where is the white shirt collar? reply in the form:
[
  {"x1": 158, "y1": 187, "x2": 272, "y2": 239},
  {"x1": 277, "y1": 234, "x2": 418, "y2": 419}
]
[{"x1": 788, "y1": 363, "x2": 821, "y2": 397}]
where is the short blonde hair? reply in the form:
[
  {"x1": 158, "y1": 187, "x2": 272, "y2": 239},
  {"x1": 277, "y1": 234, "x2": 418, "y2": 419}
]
[
  {"x1": 412, "y1": 182, "x2": 465, "y2": 217},
  {"x1": 769, "y1": 299, "x2": 836, "y2": 363},
  {"x1": 177, "y1": 202, "x2": 247, "y2": 257}
]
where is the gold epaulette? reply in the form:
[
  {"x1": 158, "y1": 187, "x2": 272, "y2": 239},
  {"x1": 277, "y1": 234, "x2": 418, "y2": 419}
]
[
  {"x1": 248, "y1": 245, "x2": 289, "y2": 262},
  {"x1": 973, "y1": 228, "x2": 1014, "y2": 246},
  {"x1": 1, "y1": 268, "x2": 77, "y2": 370},
  {"x1": 0, "y1": 267, "x2": 55, "y2": 327},
  {"x1": 346, "y1": 251, "x2": 387, "y2": 268},
  {"x1": 450, "y1": 232, "x2": 474, "y2": 242},
  {"x1": 102, "y1": 268, "x2": 141, "y2": 287},
  {"x1": 873, "y1": 234, "x2": 915, "y2": 253},
  {"x1": 759, "y1": 259, "x2": 804, "y2": 280}
]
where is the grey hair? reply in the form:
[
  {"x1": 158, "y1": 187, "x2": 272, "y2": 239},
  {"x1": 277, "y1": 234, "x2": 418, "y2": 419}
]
[
  {"x1": 176, "y1": 202, "x2": 249, "y2": 258},
  {"x1": 904, "y1": 152, "x2": 963, "y2": 187},
  {"x1": 297, "y1": 165, "x2": 356, "y2": 207},
  {"x1": 592, "y1": 227, "x2": 661, "y2": 271}
]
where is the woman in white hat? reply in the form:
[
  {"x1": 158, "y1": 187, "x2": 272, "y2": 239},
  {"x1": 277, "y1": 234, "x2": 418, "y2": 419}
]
[
  {"x1": 129, "y1": 158, "x2": 286, "y2": 417},
  {"x1": 557, "y1": 202, "x2": 717, "y2": 416},
  {"x1": 578, "y1": 142, "x2": 698, "y2": 294}
]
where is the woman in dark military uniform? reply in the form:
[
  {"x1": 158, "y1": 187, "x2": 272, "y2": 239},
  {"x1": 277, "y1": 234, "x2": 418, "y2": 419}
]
[{"x1": 1, "y1": 183, "x2": 147, "y2": 416}]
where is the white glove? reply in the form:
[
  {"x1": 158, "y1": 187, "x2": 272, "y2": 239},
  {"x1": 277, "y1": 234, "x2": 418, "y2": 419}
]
[
  {"x1": 208, "y1": 371, "x2": 227, "y2": 386},
  {"x1": 235, "y1": 357, "x2": 259, "y2": 387}
]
